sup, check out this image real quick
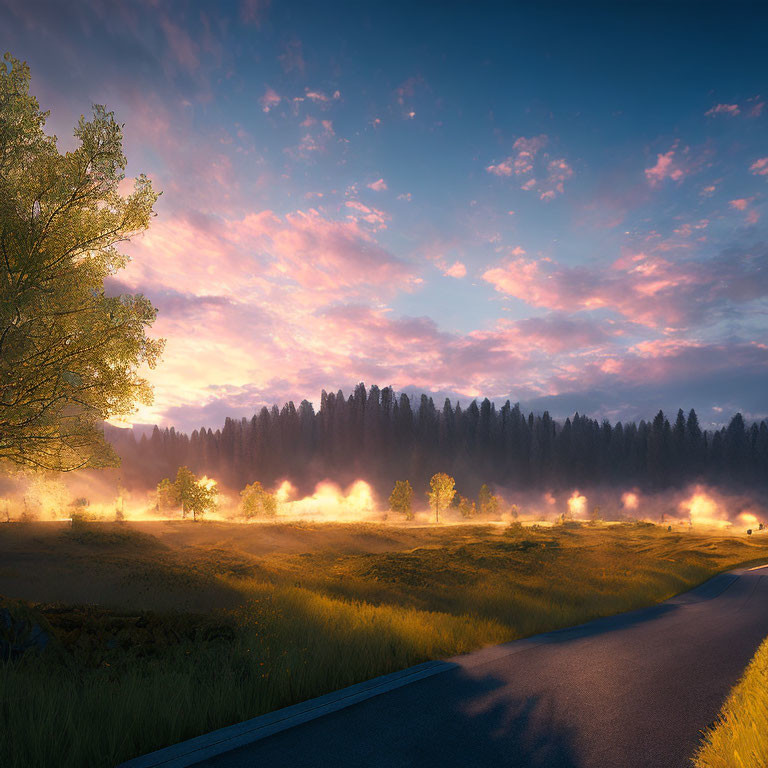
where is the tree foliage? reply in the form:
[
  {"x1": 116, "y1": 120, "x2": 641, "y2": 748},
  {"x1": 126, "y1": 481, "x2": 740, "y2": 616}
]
[
  {"x1": 0, "y1": 54, "x2": 163, "y2": 471},
  {"x1": 156, "y1": 466, "x2": 217, "y2": 521},
  {"x1": 428, "y1": 472, "x2": 455, "y2": 523},
  {"x1": 458, "y1": 495, "x2": 476, "y2": 518},
  {"x1": 106, "y1": 384, "x2": 768, "y2": 499},
  {"x1": 239, "y1": 481, "x2": 277, "y2": 519},
  {"x1": 388, "y1": 480, "x2": 413, "y2": 520},
  {"x1": 477, "y1": 484, "x2": 500, "y2": 517}
]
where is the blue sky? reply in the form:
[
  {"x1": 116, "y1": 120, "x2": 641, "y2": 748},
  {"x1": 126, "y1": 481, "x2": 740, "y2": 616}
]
[{"x1": 2, "y1": 0, "x2": 767, "y2": 430}]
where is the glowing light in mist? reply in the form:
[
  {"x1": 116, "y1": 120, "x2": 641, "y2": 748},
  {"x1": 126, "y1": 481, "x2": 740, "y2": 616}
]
[
  {"x1": 275, "y1": 480, "x2": 377, "y2": 520},
  {"x1": 567, "y1": 491, "x2": 587, "y2": 518},
  {"x1": 621, "y1": 492, "x2": 639, "y2": 511},
  {"x1": 197, "y1": 476, "x2": 217, "y2": 491},
  {"x1": 679, "y1": 489, "x2": 729, "y2": 528},
  {"x1": 738, "y1": 512, "x2": 759, "y2": 527}
]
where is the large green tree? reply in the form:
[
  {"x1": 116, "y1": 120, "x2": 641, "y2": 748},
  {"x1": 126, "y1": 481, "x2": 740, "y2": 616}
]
[{"x1": 0, "y1": 54, "x2": 163, "y2": 471}]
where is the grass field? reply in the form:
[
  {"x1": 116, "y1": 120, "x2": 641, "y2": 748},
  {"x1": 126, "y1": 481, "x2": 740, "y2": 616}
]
[
  {"x1": 694, "y1": 633, "x2": 768, "y2": 768},
  {"x1": 2, "y1": 519, "x2": 768, "y2": 768}
]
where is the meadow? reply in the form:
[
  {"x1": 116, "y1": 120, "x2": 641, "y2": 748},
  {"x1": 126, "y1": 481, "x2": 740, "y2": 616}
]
[{"x1": 2, "y1": 519, "x2": 768, "y2": 768}]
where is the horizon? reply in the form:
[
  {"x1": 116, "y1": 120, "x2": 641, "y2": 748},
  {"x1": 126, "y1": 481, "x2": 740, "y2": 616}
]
[
  {"x1": 109, "y1": 382, "x2": 759, "y2": 438},
  {"x1": 4, "y1": 1, "x2": 768, "y2": 432}
]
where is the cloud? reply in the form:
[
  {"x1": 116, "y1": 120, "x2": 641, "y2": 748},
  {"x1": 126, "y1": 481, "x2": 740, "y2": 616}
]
[
  {"x1": 729, "y1": 198, "x2": 752, "y2": 211},
  {"x1": 486, "y1": 136, "x2": 572, "y2": 199},
  {"x1": 645, "y1": 148, "x2": 686, "y2": 186},
  {"x1": 705, "y1": 103, "x2": 740, "y2": 117},
  {"x1": 260, "y1": 86, "x2": 281, "y2": 113},
  {"x1": 367, "y1": 178, "x2": 388, "y2": 192},
  {"x1": 486, "y1": 135, "x2": 547, "y2": 177},
  {"x1": 344, "y1": 200, "x2": 390, "y2": 230},
  {"x1": 443, "y1": 261, "x2": 467, "y2": 278},
  {"x1": 750, "y1": 157, "x2": 768, "y2": 176},
  {"x1": 483, "y1": 243, "x2": 768, "y2": 328}
]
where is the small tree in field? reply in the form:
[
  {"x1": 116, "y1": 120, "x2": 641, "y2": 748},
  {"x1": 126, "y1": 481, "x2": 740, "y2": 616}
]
[
  {"x1": 239, "y1": 481, "x2": 277, "y2": 519},
  {"x1": 458, "y1": 496, "x2": 476, "y2": 518},
  {"x1": 174, "y1": 466, "x2": 197, "y2": 518},
  {"x1": 428, "y1": 473, "x2": 455, "y2": 524},
  {"x1": 156, "y1": 477, "x2": 177, "y2": 511},
  {"x1": 389, "y1": 480, "x2": 414, "y2": 520},
  {"x1": 156, "y1": 466, "x2": 217, "y2": 520},
  {"x1": 186, "y1": 477, "x2": 217, "y2": 521},
  {"x1": 478, "y1": 484, "x2": 500, "y2": 517}
]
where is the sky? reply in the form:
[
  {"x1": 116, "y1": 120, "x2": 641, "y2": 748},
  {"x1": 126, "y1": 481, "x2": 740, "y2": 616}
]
[{"x1": 3, "y1": 0, "x2": 768, "y2": 431}]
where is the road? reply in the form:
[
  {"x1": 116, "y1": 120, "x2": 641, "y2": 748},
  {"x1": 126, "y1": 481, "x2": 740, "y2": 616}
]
[{"x1": 189, "y1": 566, "x2": 768, "y2": 768}]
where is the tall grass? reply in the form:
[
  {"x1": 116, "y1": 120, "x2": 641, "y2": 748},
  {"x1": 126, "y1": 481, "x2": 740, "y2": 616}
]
[
  {"x1": 2, "y1": 521, "x2": 768, "y2": 768},
  {"x1": 693, "y1": 635, "x2": 768, "y2": 768},
  {"x1": 0, "y1": 588, "x2": 505, "y2": 768}
]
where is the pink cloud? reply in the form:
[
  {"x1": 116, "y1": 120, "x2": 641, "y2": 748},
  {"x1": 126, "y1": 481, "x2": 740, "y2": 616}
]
[
  {"x1": 645, "y1": 148, "x2": 686, "y2": 186},
  {"x1": 367, "y1": 178, "x2": 388, "y2": 192},
  {"x1": 486, "y1": 134, "x2": 547, "y2": 177},
  {"x1": 749, "y1": 101, "x2": 765, "y2": 118},
  {"x1": 705, "y1": 103, "x2": 740, "y2": 117},
  {"x1": 730, "y1": 198, "x2": 752, "y2": 211},
  {"x1": 482, "y1": 243, "x2": 768, "y2": 328},
  {"x1": 750, "y1": 157, "x2": 768, "y2": 176},
  {"x1": 344, "y1": 200, "x2": 390, "y2": 230},
  {"x1": 443, "y1": 261, "x2": 467, "y2": 279},
  {"x1": 487, "y1": 138, "x2": 572, "y2": 199},
  {"x1": 260, "y1": 87, "x2": 281, "y2": 113}
]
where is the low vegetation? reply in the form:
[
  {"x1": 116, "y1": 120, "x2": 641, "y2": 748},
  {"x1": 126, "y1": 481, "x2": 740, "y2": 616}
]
[
  {"x1": 693, "y1": 634, "x2": 768, "y2": 768},
  {"x1": 1, "y1": 520, "x2": 768, "y2": 768}
]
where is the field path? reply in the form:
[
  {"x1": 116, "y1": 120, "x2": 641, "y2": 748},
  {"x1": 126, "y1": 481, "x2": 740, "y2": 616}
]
[{"x1": 124, "y1": 565, "x2": 768, "y2": 768}]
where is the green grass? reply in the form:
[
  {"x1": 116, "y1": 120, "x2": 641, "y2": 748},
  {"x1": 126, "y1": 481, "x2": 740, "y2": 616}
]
[
  {"x1": 693, "y1": 634, "x2": 768, "y2": 768},
  {"x1": 1, "y1": 520, "x2": 768, "y2": 768}
]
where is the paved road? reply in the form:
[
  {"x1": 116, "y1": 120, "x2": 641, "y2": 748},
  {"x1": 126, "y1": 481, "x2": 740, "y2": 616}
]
[{"x1": 198, "y1": 567, "x2": 768, "y2": 768}]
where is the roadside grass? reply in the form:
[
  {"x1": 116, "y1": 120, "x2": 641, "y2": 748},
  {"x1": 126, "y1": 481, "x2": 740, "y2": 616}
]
[
  {"x1": 1, "y1": 520, "x2": 768, "y2": 768},
  {"x1": 693, "y1": 634, "x2": 768, "y2": 768}
]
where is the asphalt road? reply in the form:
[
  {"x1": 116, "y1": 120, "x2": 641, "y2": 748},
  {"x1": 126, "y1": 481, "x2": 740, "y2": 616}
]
[{"x1": 197, "y1": 566, "x2": 768, "y2": 768}]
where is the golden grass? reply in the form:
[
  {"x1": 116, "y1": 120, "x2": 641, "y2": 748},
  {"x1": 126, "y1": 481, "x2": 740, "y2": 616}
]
[
  {"x1": 1, "y1": 520, "x2": 767, "y2": 768},
  {"x1": 693, "y1": 634, "x2": 768, "y2": 768}
]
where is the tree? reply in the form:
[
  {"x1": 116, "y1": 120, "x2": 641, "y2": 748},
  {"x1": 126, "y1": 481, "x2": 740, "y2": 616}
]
[
  {"x1": 428, "y1": 472, "x2": 455, "y2": 523},
  {"x1": 156, "y1": 466, "x2": 217, "y2": 521},
  {"x1": 155, "y1": 477, "x2": 177, "y2": 511},
  {"x1": 239, "y1": 481, "x2": 277, "y2": 519},
  {"x1": 458, "y1": 495, "x2": 476, "y2": 518},
  {"x1": 186, "y1": 476, "x2": 217, "y2": 521},
  {"x1": 171, "y1": 466, "x2": 196, "y2": 518},
  {"x1": 478, "y1": 483, "x2": 500, "y2": 517},
  {"x1": 0, "y1": 54, "x2": 162, "y2": 472},
  {"x1": 388, "y1": 480, "x2": 414, "y2": 520}
]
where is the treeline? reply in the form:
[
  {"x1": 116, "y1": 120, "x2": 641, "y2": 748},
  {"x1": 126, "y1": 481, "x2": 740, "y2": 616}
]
[{"x1": 106, "y1": 384, "x2": 768, "y2": 497}]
